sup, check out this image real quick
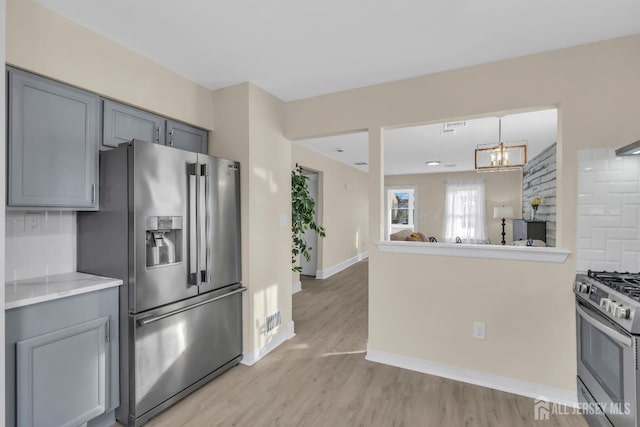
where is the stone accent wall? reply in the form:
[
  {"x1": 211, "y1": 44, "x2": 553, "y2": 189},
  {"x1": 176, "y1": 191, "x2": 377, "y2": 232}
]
[{"x1": 522, "y1": 143, "x2": 557, "y2": 246}]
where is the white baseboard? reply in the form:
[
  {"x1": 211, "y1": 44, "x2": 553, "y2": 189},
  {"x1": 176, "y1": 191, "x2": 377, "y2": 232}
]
[
  {"x1": 316, "y1": 251, "x2": 369, "y2": 279},
  {"x1": 241, "y1": 321, "x2": 295, "y2": 366},
  {"x1": 366, "y1": 348, "x2": 577, "y2": 406},
  {"x1": 292, "y1": 281, "x2": 302, "y2": 294}
]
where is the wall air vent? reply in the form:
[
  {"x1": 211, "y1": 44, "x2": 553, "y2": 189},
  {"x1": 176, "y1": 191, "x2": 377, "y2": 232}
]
[{"x1": 265, "y1": 310, "x2": 282, "y2": 333}]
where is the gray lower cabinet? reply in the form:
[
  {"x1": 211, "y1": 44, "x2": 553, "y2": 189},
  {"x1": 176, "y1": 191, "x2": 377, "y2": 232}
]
[
  {"x1": 7, "y1": 67, "x2": 99, "y2": 210},
  {"x1": 102, "y1": 99, "x2": 164, "y2": 149},
  {"x1": 166, "y1": 119, "x2": 208, "y2": 154},
  {"x1": 5, "y1": 288, "x2": 119, "y2": 427}
]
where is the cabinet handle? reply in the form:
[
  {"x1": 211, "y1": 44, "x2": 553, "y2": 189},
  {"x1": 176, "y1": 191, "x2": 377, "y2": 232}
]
[
  {"x1": 91, "y1": 184, "x2": 96, "y2": 205},
  {"x1": 169, "y1": 129, "x2": 174, "y2": 146},
  {"x1": 156, "y1": 126, "x2": 161, "y2": 143}
]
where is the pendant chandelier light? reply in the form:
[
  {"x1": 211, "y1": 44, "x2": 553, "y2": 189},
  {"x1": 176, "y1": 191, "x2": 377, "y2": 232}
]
[{"x1": 475, "y1": 117, "x2": 527, "y2": 172}]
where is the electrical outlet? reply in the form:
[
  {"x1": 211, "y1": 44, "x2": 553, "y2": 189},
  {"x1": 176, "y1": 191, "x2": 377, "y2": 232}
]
[
  {"x1": 279, "y1": 214, "x2": 287, "y2": 228},
  {"x1": 473, "y1": 322, "x2": 486, "y2": 340},
  {"x1": 25, "y1": 213, "x2": 42, "y2": 234}
]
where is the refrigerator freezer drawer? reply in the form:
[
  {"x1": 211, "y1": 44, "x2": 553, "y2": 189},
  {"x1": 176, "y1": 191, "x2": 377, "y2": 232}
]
[{"x1": 131, "y1": 287, "x2": 244, "y2": 420}]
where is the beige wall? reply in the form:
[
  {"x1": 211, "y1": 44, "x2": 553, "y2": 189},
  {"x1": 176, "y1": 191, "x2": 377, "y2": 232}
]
[
  {"x1": 385, "y1": 170, "x2": 522, "y2": 244},
  {"x1": 211, "y1": 83, "x2": 293, "y2": 355},
  {"x1": 292, "y1": 145, "x2": 369, "y2": 274},
  {"x1": 284, "y1": 34, "x2": 640, "y2": 391},
  {"x1": 6, "y1": 0, "x2": 213, "y2": 130},
  {"x1": 247, "y1": 84, "x2": 293, "y2": 352}
]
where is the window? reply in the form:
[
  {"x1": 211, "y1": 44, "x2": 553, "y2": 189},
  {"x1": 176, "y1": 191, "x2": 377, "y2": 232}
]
[
  {"x1": 385, "y1": 187, "x2": 416, "y2": 238},
  {"x1": 442, "y1": 180, "x2": 487, "y2": 243}
]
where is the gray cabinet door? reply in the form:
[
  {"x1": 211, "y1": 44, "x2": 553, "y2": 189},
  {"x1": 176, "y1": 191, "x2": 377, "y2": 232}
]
[
  {"x1": 7, "y1": 68, "x2": 99, "y2": 209},
  {"x1": 16, "y1": 316, "x2": 109, "y2": 427},
  {"x1": 166, "y1": 119, "x2": 208, "y2": 153},
  {"x1": 102, "y1": 99, "x2": 164, "y2": 149}
]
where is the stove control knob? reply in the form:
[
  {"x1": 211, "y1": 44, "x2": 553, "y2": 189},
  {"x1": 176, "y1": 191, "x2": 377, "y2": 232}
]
[
  {"x1": 600, "y1": 298, "x2": 612, "y2": 311},
  {"x1": 574, "y1": 282, "x2": 590, "y2": 294},
  {"x1": 612, "y1": 304, "x2": 631, "y2": 319}
]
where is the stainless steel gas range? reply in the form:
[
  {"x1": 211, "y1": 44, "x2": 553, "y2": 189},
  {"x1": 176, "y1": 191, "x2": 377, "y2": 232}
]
[{"x1": 574, "y1": 271, "x2": 640, "y2": 427}]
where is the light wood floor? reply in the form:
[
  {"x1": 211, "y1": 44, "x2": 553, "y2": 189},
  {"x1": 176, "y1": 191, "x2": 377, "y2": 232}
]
[{"x1": 136, "y1": 260, "x2": 587, "y2": 427}]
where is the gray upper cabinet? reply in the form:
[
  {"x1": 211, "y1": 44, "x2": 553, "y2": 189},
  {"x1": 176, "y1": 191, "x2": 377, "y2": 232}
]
[
  {"x1": 166, "y1": 119, "x2": 208, "y2": 154},
  {"x1": 102, "y1": 101, "x2": 208, "y2": 154},
  {"x1": 7, "y1": 67, "x2": 99, "y2": 210},
  {"x1": 102, "y1": 99, "x2": 164, "y2": 149}
]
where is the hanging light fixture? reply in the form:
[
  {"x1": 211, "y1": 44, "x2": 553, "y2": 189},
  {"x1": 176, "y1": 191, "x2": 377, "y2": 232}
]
[{"x1": 475, "y1": 117, "x2": 528, "y2": 172}]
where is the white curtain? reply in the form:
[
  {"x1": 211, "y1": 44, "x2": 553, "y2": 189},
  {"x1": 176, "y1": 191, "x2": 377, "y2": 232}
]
[{"x1": 442, "y1": 180, "x2": 488, "y2": 244}]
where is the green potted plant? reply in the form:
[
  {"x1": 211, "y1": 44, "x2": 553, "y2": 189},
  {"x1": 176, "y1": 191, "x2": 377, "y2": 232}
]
[{"x1": 291, "y1": 164, "x2": 326, "y2": 272}]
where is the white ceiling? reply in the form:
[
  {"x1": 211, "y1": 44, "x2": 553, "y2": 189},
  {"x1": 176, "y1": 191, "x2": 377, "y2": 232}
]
[
  {"x1": 36, "y1": 0, "x2": 640, "y2": 101},
  {"x1": 295, "y1": 109, "x2": 558, "y2": 175}
]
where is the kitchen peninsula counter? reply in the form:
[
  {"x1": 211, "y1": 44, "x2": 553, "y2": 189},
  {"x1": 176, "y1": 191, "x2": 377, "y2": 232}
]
[{"x1": 5, "y1": 271, "x2": 122, "y2": 310}]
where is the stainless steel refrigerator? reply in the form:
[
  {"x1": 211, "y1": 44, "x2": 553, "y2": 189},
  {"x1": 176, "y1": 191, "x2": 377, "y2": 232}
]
[{"x1": 77, "y1": 140, "x2": 244, "y2": 426}]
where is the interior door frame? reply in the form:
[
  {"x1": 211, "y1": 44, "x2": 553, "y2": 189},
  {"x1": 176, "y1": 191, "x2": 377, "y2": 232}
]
[{"x1": 298, "y1": 167, "x2": 323, "y2": 277}]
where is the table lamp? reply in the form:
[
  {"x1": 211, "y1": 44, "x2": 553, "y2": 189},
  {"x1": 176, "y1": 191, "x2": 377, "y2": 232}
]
[{"x1": 493, "y1": 206, "x2": 514, "y2": 245}]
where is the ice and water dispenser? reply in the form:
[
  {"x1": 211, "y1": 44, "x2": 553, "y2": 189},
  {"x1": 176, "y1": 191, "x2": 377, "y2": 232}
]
[{"x1": 145, "y1": 216, "x2": 182, "y2": 267}]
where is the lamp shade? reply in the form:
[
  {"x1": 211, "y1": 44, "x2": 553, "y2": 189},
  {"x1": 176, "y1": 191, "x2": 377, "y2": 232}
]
[{"x1": 493, "y1": 206, "x2": 514, "y2": 220}]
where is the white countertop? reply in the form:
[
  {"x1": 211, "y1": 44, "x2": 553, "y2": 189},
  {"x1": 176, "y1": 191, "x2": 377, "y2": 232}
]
[{"x1": 5, "y1": 272, "x2": 123, "y2": 310}]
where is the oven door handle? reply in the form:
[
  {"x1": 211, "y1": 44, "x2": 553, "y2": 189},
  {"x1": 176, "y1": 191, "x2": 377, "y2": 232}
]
[{"x1": 577, "y1": 305, "x2": 633, "y2": 347}]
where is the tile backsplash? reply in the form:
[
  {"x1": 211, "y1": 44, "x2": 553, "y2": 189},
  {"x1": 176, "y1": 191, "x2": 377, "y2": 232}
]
[
  {"x1": 577, "y1": 148, "x2": 640, "y2": 272},
  {"x1": 5, "y1": 211, "x2": 77, "y2": 281}
]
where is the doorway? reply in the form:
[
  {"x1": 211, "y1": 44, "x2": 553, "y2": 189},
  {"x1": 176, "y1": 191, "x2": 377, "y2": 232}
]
[{"x1": 300, "y1": 170, "x2": 319, "y2": 276}]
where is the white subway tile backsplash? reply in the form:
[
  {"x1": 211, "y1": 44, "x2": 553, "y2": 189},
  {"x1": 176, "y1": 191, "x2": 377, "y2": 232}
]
[
  {"x1": 622, "y1": 205, "x2": 639, "y2": 227},
  {"x1": 592, "y1": 182, "x2": 608, "y2": 199},
  {"x1": 5, "y1": 211, "x2": 76, "y2": 282},
  {"x1": 579, "y1": 249, "x2": 607, "y2": 261},
  {"x1": 592, "y1": 216, "x2": 623, "y2": 228},
  {"x1": 622, "y1": 253, "x2": 639, "y2": 272},
  {"x1": 623, "y1": 194, "x2": 640, "y2": 205},
  {"x1": 592, "y1": 228, "x2": 607, "y2": 249},
  {"x1": 577, "y1": 149, "x2": 640, "y2": 272},
  {"x1": 577, "y1": 238, "x2": 592, "y2": 250},
  {"x1": 578, "y1": 172, "x2": 594, "y2": 193},
  {"x1": 576, "y1": 260, "x2": 589, "y2": 272},
  {"x1": 607, "y1": 228, "x2": 640, "y2": 240},
  {"x1": 577, "y1": 216, "x2": 594, "y2": 238},
  {"x1": 606, "y1": 240, "x2": 623, "y2": 262},
  {"x1": 607, "y1": 158, "x2": 626, "y2": 171},
  {"x1": 582, "y1": 205, "x2": 607, "y2": 216},
  {"x1": 609, "y1": 181, "x2": 639, "y2": 194},
  {"x1": 594, "y1": 170, "x2": 625, "y2": 183}
]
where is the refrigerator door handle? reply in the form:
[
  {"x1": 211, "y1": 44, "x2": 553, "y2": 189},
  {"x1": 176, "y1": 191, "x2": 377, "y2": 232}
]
[
  {"x1": 137, "y1": 287, "x2": 247, "y2": 326},
  {"x1": 199, "y1": 163, "x2": 210, "y2": 285},
  {"x1": 187, "y1": 163, "x2": 199, "y2": 287}
]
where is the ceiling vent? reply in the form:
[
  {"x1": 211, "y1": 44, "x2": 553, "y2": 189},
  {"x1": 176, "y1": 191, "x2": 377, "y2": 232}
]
[
  {"x1": 444, "y1": 121, "x2": 467, "y2": 129},
  {"x1": 441, "y1": 121, "x2": 467, "y2": 135}
]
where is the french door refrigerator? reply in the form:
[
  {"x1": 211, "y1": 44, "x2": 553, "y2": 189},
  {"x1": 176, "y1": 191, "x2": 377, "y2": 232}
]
[{"x1": 78, "y1": 140, "x2": 244, "y2": 426}]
